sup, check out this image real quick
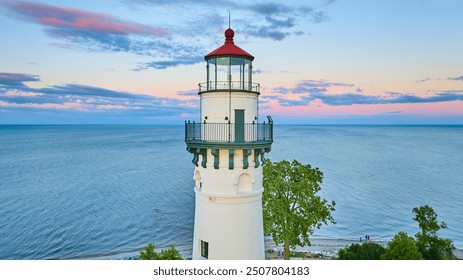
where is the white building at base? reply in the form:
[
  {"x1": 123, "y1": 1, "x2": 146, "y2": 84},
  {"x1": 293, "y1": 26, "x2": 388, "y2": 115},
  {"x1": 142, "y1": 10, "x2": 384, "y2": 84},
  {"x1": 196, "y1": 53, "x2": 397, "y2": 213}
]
[{"x1": 185, "y1": 28, "x2": 273, "y2": 260}]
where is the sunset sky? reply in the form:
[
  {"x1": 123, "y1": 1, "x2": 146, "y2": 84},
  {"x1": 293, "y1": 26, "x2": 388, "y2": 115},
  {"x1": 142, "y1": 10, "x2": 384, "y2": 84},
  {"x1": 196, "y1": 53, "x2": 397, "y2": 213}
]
[{"x1": 1, "y1": 0, "x2": 462, "y2": 124}]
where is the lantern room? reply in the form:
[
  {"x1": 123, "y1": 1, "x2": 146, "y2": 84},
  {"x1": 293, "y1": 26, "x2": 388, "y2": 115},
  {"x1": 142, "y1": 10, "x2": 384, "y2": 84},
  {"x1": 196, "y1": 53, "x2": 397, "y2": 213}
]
[{"x1": 199, "y1": 28, "x2": 260, "y2": 93}]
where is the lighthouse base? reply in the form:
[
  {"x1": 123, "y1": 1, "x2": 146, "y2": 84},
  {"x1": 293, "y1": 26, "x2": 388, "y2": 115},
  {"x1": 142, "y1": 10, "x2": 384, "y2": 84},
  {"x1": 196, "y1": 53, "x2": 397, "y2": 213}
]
[{"x1": 192, "y1": 189, "x2": 265, "y2": 260}]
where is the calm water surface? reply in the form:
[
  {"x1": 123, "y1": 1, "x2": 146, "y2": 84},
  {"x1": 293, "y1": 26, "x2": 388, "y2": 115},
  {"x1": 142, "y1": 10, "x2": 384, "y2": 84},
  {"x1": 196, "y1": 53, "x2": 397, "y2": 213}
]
[{"x1": 0, "y1": 125, "x2": 461, "y2": 259}]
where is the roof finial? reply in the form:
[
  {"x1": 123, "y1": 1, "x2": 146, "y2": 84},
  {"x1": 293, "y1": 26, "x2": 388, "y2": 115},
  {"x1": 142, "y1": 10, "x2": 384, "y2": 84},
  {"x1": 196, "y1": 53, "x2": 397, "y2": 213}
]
[{"x1": 224, "y1": 11, "x2": 234, "y2": 44}]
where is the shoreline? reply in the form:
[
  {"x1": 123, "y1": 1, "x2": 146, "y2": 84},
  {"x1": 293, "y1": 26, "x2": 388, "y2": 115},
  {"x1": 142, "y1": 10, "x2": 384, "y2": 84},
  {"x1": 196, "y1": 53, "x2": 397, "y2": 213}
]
[
  {"x1": 264, "y1": 238, "x2": 387, "y2": 260},
  {"x1": 265, "y1": 238, "x2": 463, "y2": 260},
  {"x1": 71, "y1": 237, "x2": 463, "y2": 260}
]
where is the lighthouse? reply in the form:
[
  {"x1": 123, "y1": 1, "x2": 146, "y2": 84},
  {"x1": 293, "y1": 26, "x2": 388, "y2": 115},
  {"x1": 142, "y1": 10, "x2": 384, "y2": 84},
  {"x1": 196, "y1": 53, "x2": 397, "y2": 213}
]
[{"x1": 185, "y1": 27, "x2": 273, "y2": 260}]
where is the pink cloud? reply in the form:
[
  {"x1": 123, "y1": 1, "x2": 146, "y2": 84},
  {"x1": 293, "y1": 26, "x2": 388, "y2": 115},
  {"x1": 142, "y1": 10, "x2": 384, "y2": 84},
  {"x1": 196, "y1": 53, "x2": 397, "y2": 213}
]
[
  {"x1": 6, "y1": 1, "x2": 167, "y2": 36},
  {"x1": 39, "y1": 17, "x2": 68, "y2": 27}
]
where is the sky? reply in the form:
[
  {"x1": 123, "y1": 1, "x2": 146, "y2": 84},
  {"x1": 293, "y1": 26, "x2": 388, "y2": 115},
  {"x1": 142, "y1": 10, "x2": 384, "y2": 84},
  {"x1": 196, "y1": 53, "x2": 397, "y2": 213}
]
[{"x1": 0, "y1": 0, "x2": 462, "y2": 124}]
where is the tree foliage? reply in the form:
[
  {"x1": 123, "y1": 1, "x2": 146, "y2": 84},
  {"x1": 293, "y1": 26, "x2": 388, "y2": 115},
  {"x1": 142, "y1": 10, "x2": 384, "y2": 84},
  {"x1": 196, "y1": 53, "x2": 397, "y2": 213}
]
[
  {"x1": 159, "y1": 246, "x2": 184, "y2": 260},
  {"x1": 139, "y1": 243, "x2": 183, "y2": 260},
  {"x1": 413, "y1": 205, "x2": 455, "y2": 260},
  {"x1": 140, "y1": 243, "x2": 158, "y2": 260},
  {"x1": 337, "y1": 205, "x2": 456, "y2": 260},
  {"x1": 338, "y1": 243, "x2": 385, "y2": 260},
  {"x1": 381, "y1": 231, "x2": 422, "y2": 260},
  {"x1": 263, "y1": 159, "x2": 336, "y2": 260}
]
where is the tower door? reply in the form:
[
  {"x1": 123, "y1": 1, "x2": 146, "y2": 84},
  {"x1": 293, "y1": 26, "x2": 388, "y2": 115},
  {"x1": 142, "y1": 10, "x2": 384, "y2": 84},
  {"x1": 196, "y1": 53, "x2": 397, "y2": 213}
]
[{"x1": 235, "y1": 109, "x2": 245, "y2": 142}]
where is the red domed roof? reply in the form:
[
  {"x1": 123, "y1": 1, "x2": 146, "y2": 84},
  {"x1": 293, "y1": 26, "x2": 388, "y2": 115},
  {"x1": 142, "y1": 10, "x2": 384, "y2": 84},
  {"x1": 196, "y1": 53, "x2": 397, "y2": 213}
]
[{"x1": 205, "y1": 28, "x2": 254, "y2": 60}]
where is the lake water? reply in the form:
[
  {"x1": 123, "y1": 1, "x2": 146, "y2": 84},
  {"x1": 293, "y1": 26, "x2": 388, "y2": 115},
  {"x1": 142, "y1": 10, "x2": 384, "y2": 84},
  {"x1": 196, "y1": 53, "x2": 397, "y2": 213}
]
[{"x1": 0, "y1": 125, "x2": 462, "y2": 259}]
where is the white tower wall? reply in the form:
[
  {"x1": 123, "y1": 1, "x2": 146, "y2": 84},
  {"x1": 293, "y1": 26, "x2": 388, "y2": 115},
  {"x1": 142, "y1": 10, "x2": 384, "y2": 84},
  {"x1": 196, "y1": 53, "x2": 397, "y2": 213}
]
[
  {"x1": 192, "y1": 190, "x2": 265, "y2": 260},
  {"x1": 201, "y1": 92, "x2": 258, "y2": 123}
]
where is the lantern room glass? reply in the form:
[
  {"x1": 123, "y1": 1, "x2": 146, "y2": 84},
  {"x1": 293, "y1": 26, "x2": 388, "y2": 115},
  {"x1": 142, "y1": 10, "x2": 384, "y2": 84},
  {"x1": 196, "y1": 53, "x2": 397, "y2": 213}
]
[{"x1": 206, "y1": 57, "x2": 252, "y2": 91}]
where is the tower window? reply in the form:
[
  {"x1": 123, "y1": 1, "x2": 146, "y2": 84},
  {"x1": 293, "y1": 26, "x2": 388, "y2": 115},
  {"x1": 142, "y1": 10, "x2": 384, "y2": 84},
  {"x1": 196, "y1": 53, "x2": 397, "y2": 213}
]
[{"x1": 201, "y1": 240, "x2": 209, "y2": 259}]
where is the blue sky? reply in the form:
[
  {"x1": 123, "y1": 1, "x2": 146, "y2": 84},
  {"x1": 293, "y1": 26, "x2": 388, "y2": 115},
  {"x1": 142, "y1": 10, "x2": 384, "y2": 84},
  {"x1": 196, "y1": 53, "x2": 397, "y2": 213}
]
[{"x1": 1, "y1": 0, "x2": 462, "y2": 124}]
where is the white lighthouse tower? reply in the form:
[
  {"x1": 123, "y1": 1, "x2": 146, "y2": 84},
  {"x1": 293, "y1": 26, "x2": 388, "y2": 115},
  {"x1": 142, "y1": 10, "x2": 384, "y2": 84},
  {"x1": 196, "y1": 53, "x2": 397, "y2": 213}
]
[{"x1": 185, "y1": 27, "x2": 273, "y2": 260}]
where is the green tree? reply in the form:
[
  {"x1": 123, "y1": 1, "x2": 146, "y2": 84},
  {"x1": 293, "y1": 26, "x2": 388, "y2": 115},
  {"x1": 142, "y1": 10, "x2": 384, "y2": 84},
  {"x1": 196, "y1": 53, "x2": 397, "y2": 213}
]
[
  {"x1": 381, "y1": 231, "x2": 422, "y2": 260},
  {"x1": 413, "y1": 205, "x2": 455, "y2": 259},
  {"x1": 139, "y1": 243, "x2": 183, "y2": 260},
  {"x1": 263, "y1": 159, "x2": 336, "y2": 260},
  {"x1": 160, "y1": 246, "x2": 183, "y2": 260},
  {"x1": 140, "y1": 243, "x2": 159, "y2": 260},
  {"x1": 338, "y1": 243, "x2": 385, "y2": 260}
]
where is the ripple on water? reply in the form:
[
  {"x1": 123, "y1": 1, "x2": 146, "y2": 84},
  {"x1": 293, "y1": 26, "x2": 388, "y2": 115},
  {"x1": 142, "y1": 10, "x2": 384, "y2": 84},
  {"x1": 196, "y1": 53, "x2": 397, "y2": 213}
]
[{"x1": 0, "y1": 125, "x2": 461, "y2": 259}]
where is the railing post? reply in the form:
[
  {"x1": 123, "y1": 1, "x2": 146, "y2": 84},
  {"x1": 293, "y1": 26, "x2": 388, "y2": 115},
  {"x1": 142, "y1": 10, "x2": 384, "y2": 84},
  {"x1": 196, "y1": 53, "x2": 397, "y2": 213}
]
[
  {"x1": 251, "y1": 121, "x2": 255, "y2": 142},
  {"x1": 189, "y1": 120, "x2": 193, "y2": 140},
  {"x1": 194, "y1": 122, "x2": 197, "y2": 141},
  {"x1": 270, "y1": 122, "x2": 273, "y2": 141},
  {"x1": 267, "y1": 116, "x2": 273, "y2": 141},
  {"x1": 263, "y1": 121, "x2": 266, "y2": 140},
  {"x1": 185, "y1": 121, "x2": 187, "y2": 141},
  {"x1": 203, "y1": 122, "x2": 206, "y2": 142},
  {"x1": 228, "y1": 120, "x2": 231, "y2": 142}
]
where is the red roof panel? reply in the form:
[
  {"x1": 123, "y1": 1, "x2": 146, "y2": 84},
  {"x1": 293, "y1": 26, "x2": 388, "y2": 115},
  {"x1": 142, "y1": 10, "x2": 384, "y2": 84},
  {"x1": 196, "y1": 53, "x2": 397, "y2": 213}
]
[{"x1": 205, "y1": 28, "x2": 254, "y2": 60}]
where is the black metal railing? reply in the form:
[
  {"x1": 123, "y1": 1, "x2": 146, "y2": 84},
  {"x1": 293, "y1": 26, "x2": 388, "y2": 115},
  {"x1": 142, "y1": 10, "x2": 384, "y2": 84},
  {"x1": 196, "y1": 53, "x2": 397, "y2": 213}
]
[
  {"x1": 198, "y1": 81, "x2": 260, "y2": 93},
  {"x1": 185, "y1": 119, "x2": 273, "y2": 144}
]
